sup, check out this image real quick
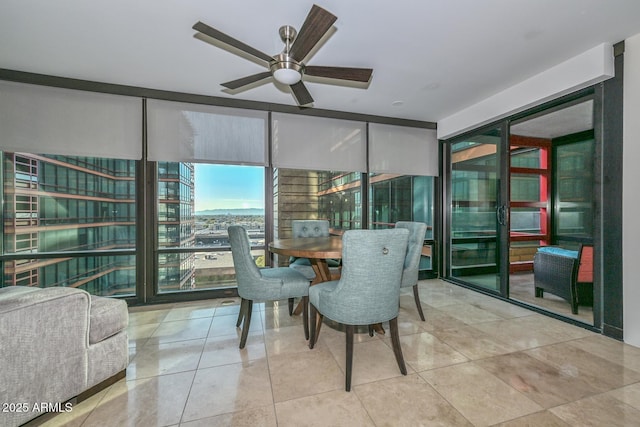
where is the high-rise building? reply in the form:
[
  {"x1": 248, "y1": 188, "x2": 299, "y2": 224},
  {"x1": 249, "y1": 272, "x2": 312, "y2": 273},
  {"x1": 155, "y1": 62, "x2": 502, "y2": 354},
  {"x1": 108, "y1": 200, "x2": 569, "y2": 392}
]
[{"x1": 156, "y1": 161, "x2": 197, "y2": 291}]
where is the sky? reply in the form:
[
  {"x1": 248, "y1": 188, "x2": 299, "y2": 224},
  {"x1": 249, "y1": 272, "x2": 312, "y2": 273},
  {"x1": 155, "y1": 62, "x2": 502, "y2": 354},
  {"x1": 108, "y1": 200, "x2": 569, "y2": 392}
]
[{"x1": 194, "y1": 164, "x2": 264, "y2": 211}]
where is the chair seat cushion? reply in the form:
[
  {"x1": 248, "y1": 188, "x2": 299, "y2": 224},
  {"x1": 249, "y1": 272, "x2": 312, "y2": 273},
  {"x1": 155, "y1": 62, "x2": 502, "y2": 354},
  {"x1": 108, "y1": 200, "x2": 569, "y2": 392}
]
[
  {"x1": 289, "y1": 263, "x2": 316, "y2": 280},
  {"x1": 290, "y1": 257, "x2": 340, "y2": 268},
  {"x1": 89, "y1": 296, "x2": 128, "y2": 344},
  {"x1": 289, "y1": 262, "x2": 341, "y2": 280},
  {"x1": 309, "y1": 280, "x2": 339, "y2": 309},
  {"x1": 254, "y1": 267, "x2": 310, "y2": 300}
]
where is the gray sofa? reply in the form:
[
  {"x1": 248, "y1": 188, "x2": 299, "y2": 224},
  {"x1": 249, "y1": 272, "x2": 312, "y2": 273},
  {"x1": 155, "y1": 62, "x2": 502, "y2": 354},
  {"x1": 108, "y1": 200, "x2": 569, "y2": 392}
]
[{"x1": 0, "y1": 286, "x2": 129, "y2": 427}]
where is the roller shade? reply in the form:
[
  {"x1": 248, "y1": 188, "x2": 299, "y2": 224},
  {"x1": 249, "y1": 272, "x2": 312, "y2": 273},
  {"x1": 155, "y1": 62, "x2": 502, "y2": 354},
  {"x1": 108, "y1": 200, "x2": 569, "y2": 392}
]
[
  {"x1": 0, "y1": 80, "x2": 142, "y2": 159},
  {"x1": 147, "y1": 99, "x2": 268, "y2": 165},
  {"x1": 369, "y1": 123, "x2": 439, "y2": 176},
  {"x1": 272, "y1": 112, "x2": 367, "y2": 172}
]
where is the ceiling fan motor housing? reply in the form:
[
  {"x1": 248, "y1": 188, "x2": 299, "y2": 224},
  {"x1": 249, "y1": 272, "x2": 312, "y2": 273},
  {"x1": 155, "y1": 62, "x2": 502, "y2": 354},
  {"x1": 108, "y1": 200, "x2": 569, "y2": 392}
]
[{"x1": 271, "y1": 52, "x2": 304, "y2": 84}]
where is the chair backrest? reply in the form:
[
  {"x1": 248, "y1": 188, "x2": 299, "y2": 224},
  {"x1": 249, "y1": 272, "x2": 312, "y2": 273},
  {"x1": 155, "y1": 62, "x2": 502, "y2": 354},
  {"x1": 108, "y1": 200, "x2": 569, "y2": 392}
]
[
  {"x1": 395, "y1": 221, "x2": 428, "y2": 287},
  {"x1": 330, "y1": 228, "x2": 409, "y2": 324},
  {"x1": 228, "y1": 225, "x2": 262, "y2": 293},
  {"x1": 292, "y1": 220, "x2": 330, "y2": 238},
  {"x1": 577, "y1": 244, "x2": 594, "y2": 283}
]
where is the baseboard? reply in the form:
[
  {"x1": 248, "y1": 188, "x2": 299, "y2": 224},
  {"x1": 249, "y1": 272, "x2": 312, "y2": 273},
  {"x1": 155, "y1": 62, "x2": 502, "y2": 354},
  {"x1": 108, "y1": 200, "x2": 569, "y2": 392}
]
[
  {"x1": 77, "y1": 369, "x2": 126, "y2": 403},
  {"x1": 21, "y1": 369, "x2": 126, "y2": 426},
  {"x1": 603, "y1": 323, "x2": 624, "y2": 341}
]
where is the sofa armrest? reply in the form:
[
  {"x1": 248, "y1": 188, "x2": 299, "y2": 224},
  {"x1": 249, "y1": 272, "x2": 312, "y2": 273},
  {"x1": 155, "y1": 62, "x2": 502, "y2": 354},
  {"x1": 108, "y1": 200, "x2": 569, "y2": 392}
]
[
  {"x1": 0, "y1": 287, "x2": 90, "y2": 427},
  {"x1": 534, "y1": 251, "x2": 580, "y2": 313}
]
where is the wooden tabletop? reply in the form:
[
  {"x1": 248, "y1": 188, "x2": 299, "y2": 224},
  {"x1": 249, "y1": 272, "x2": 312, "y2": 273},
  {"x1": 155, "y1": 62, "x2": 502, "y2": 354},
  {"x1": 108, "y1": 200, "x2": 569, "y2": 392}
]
[{"x1": 268, "y1": 236, "x2": 343, "y2": 259}]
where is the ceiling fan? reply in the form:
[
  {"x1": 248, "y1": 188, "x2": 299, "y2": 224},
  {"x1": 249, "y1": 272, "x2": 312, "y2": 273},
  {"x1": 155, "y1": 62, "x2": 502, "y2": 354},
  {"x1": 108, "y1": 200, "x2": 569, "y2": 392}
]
[{"x1": 192, "y1": 4, "x2": 373, "y2": 106}]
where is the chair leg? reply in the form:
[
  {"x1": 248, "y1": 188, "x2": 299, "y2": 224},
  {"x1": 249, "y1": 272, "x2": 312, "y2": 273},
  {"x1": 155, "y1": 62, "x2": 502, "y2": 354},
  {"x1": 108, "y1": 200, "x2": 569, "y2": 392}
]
[
  {"x1": 239, "y1": 300, "x2": 253, "y2": 349},
  {"x1": 309, "y1": 303, "x2": 317, "y2": 349},
  {"x1": 413, "y1": 284, "x2": 426, "y2": 321},
  {"x1": 309, "y1": 304, "x2": 324, "y2": 349},
  {"x1": 302, "y1": 296, "x2": 309, "y2": 340},
  {"x1": 288, "y1": 297, "x2": 294, "y2": 316},
  {"x1": 345, "y1": 325, "x2": 354, "y2": 392},
  {"x1": 368, "y1": 324, "x2": 374, "y2": 337},
  {"x1": 315, "y1": 311, "x2": 324, "y2": 345},
  {"x1": 389, "y1": 317, "x2": 407, "y2": 375},
  {"x1": 236, "y1": 298, "x2": 247, "y2": 327}
]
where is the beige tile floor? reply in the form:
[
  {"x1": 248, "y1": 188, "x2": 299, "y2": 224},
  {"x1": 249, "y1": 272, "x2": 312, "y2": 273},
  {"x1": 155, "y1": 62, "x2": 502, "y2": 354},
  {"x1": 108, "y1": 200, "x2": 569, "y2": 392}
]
[{"x1": 43, "y1": 279, "x2": 640, "y2": 427}]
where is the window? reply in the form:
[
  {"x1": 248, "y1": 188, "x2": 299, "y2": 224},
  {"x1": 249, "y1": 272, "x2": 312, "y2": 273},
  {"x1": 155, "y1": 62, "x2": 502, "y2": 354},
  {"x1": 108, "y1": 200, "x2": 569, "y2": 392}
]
[
  {"x1": 370, "y1": 174, "x2": 436, "y2": 274},
  {"x1": 2, "y1": 153, "x2": 137, "y2": 296},
  {"x1": 156, "y1": 163, "x2": 266, "y2": 293},
  {"x1": 554, "y1": 134, "x2": 595, "y2": 242}
]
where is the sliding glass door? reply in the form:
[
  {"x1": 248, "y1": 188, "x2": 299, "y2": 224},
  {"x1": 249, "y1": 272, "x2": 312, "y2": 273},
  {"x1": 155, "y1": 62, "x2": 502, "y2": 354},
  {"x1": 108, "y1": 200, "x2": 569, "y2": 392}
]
[
  {"x1": 443, "y1": 95, "x2": 596, "y2": 326},
  {"x1": 447, "y1": 125, "x2": 508, "y2": 293},
  {"x1": 508, "y1": 97, "x2": 595, "y2": 324}
]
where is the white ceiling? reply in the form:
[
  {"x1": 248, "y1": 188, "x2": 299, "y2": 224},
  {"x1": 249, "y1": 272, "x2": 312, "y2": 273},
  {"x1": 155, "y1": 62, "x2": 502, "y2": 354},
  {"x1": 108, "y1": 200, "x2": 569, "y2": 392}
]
[
  {"x1": 511, "y1": 100, "x2": 594, "y2": 139},
  {"x1": 2, "y1": 0, "x2": 640, "y2": 124}
]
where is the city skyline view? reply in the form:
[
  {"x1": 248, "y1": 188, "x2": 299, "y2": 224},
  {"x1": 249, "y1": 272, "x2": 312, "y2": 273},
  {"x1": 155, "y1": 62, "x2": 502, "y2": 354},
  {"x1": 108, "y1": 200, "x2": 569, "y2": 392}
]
[{"x1": 194, "y1": 163, "x2": 264, "y2": 212}]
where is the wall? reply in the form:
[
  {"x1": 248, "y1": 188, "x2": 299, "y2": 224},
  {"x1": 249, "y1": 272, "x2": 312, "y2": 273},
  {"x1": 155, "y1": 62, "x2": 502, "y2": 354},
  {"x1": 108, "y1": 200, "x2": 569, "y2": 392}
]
[
  {"x1": 623, "y1": 33, "x2": 640, "y2": 346},
  {"x1": 438, "y1": 43, "x2": 614, "y2": 140}
]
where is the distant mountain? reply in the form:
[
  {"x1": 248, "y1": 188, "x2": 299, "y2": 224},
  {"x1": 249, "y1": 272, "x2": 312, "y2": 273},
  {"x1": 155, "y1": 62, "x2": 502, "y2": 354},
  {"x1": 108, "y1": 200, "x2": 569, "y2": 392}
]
[{"x1": 196, "y1": 208, "x2": 265, "y2": 216}]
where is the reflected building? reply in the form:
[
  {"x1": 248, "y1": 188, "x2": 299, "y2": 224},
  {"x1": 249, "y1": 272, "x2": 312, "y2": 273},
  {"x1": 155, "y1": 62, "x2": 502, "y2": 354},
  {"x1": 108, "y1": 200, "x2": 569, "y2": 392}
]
[
  {"x1": 2, "y1": 153, "x2": 138, "y2": 295},
  {"x1": 2, "y1": 155, "x2": 199, "y2": 295},
  {"x1": 156, "y1": 162, "x2": 196, "y2": 291}
]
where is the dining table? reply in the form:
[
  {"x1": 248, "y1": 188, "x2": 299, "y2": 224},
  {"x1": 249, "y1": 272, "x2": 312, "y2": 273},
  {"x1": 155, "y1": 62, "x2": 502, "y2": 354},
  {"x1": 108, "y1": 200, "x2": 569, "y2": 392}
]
[
  {"x1": 268, "y1": 235, "x2": 343, "y2": 286},
  {"x1": 268, "y1": 235, "x2": 385, "y2": 339}
]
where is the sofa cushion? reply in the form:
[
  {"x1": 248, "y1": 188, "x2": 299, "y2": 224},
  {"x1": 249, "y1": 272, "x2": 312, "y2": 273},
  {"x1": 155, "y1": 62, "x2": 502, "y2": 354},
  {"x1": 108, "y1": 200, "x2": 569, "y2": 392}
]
[
  {"x1": 89, "y1": 296, "x2": 129, "y2": 344},
  {"x1": 537, "y1": 246, "x2": 579, "y2": 259},
  {"x1": 0, "y1": 285, "x2": 39, "y2": 299}
]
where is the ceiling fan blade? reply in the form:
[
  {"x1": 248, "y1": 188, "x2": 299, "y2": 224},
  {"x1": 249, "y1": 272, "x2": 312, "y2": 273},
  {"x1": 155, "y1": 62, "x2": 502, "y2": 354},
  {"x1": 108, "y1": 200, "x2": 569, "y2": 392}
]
[
  {"x1": 290, "y1": 81, "x2": 314, "y2": 106},
  {"x1": 289, "y1": 5, "x2": 337, "y2": 62},
  {"x1": 305, "y1": 66, "x2": 373, "y2": 82},
  {"x1": 221, "y1": 72, "x2": 273, "y2": 90},
  {"x1": 193, "y1": 21, "x2": 273, "y2": 63}
]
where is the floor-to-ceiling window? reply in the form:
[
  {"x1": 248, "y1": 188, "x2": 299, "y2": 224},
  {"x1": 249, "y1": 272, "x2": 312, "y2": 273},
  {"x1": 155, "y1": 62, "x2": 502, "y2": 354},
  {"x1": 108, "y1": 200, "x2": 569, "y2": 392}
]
[
  {"x1": 273, "y1": 168, "x2": 363, "y2": 242},
  {"x1": 0, "y1": 76, "x2": 439, "y2": 304},
  {"x1": 146, "y1": 100, "x2": 268, "y2": 300},
  {"x1": 2, "y1": 153, "x2": 137, "y2": 296},
  {"x1": 270, "y1": 113, "x2": 368, "y2": 252},
  {"x1": 273, "y1": 169, "x2": 437, "y2": 278},
  {"x1": 370, "y1": 174, "x2": 437, "y2": 277},
  {"x1": 0, "y1": 81, "x2": 141, "y2": 297},
  {"x1": 155, "y1": 162, "x2": 265, "y2": 294}
]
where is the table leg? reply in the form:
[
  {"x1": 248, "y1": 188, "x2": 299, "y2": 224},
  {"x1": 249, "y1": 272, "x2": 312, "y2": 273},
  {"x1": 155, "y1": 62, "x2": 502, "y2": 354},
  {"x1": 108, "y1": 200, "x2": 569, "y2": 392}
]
[
  {"x1": 372, "y1": 323, "x2": 385, "y2": 335},
  {"x1": 310, "y1": 258, "x2": 332, "y2": 283}
]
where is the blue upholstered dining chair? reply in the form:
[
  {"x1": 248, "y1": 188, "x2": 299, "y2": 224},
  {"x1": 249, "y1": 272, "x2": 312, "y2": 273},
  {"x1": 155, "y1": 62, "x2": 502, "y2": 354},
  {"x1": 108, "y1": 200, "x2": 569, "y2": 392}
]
[
  {"x1": 228, "y1": 225, "x2": 310, "y2": 349},
  {"x1": 288, "y1": 219, "x2": 341, "y2": 283},
  {"x1": 308, "y1": 228, "x2": 410, "y2": 391},
  {"x1": 395, "y1": 221, "x2": 428, "y2": 321}
]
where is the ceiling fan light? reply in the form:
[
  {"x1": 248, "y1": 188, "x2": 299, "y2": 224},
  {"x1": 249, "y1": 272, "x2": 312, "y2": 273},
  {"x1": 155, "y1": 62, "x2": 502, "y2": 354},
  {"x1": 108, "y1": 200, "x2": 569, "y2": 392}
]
[{"x1": 273, "y1": 67, "x2": 302, "y2": 85}]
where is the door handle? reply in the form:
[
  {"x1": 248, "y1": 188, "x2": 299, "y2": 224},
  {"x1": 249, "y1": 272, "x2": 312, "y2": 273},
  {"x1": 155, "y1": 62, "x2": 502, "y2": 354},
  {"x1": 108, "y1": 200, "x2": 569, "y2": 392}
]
[{"x1": 496, "y1": 205, "x2": 507, "y2": 226}]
